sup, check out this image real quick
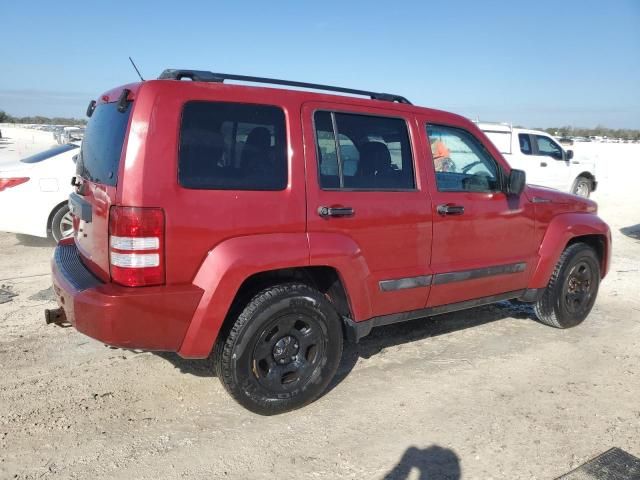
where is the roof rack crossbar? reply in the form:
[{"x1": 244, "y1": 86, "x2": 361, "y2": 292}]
[{"x1": 158, "y1": 69, "x2": 412, "y2": 105}]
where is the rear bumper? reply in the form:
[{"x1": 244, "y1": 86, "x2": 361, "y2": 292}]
[{"x1": 51, "y1": 242, "x2": 203, "y2": 351}]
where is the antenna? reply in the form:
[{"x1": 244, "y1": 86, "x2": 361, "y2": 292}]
[{"x1": 128, "y1": 57, "x2": 145, "y2": 81}]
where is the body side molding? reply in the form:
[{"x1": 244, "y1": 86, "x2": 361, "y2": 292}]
[{"x1": 344, "y1": 289, "x2": 526, "y2": 342}]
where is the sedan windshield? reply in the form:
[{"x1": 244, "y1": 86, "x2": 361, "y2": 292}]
[{"x1": 21, "y1": 144, "x2": 79, "y2": 164}]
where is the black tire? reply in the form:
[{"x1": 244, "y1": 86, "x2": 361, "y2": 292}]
[
  {"x1": 534, "y1": 243, "x2": 600, "y2": 328},
  {"x1": 214, "y1": 283, "x2": 343, "y2": 415},
  {"x1": 572, "y1": 176, "x2": 592, "y2": 197},
  {"x1": 51, "y1": 205, "x2": 74, "y2": 243}
]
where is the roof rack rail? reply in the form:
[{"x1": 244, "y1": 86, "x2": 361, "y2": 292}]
[{"x1": 157, "y1": 69, "x2": 412, "y2": 105}]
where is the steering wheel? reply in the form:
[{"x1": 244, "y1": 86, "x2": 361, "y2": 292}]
[{"x1": 461, "y1": 161, "x2": 483, "y2": 174}]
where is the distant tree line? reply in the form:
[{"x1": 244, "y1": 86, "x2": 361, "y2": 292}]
[
  {"x1": 532, "y1": 125, "x2": 640, "y2": 141},
  {"x1": 0, "y1": 110, "x2": 86, "y2": 126}
]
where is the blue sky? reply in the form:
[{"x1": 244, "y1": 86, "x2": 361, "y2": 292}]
[{"x1": 1, "y1": 0, "x2": 639, "y2": 128}]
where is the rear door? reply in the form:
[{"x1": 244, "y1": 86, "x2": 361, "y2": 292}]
[
  {"x1": 421, "y1": 119, "x2": 537, "y2": 307},
  {"x1": 73, "y1": 97, "x2": 133, "y2": 281},
  {"x1": 302, "y1": 102, "x2": 432, "y2": 320}
]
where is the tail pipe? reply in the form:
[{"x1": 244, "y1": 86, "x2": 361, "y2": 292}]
[{"x1": 44, "y1": 307, "x2": 68, "y2": 326}]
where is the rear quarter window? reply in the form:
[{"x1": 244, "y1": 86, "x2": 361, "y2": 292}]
[
  {"x1": 178, "y1": 102, "x2": 287, "y2": 191},
  {"x1": 77, "y1": 101, "x2": 132, "y2": 186}
]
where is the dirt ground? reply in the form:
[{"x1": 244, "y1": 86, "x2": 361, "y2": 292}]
[{"x1": 0, "y1": 127, "x2": 639, "y2": 479}]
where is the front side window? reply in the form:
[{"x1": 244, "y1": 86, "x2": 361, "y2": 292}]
[
  {"x1": 314, "y1": 111, "x2": 415, "y2": 190},
  {"x1": 427, "y1": 124, "x2": 501, "y2": 192},
  {"x1": 535, "y1": 135, "x2": 563, "y2": 160},
  {"x1": 519, "y1": 134, "x2": 532, "y2": 155},
  {"x1": 179, "y1": 102, "x2": 287, "y2": 190}
]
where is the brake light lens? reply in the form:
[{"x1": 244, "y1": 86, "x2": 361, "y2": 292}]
[
  {"x1": 109, "y1": 206, "x2": 165, "y2": 287},
  {"x1": 0, "y1": 177, "x2": 30, "y2": 192}
]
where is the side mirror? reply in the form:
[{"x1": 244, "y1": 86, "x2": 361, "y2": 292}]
[
  {"x1": 507, "y1": 169, "x2": 526, "y2": 196},
  {"x1": 566, "y1": 149, "x2": 574, "y2": 160}
]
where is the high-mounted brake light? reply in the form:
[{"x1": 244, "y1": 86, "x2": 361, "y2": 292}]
[
  {"x1": 109, "y1": 206, "x2": 165, "y2": 287},
  {"x1": 0, "y1": 177, "x2": 30, "y2": 192}
]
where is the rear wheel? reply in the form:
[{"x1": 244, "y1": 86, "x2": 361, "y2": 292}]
[
  {"x1": 51, "y1": 205, "x2": 74, "y2": 243},
  {"x1": 214, "y1": 283, "x2": 343, "y2": 415},
  {"x1": 534, "y1": 243, "x2": 600, "y2": 328},
  {"x1": 572, "y1": 176, "x2": 592, "y2": 197}
]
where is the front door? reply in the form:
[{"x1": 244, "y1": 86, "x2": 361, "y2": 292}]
[
  {"x1": 531, "y1": 134, "x2": 571, "y2": 191},
  {"x1": 302, "y1": 102, "x2": 432, "y2": 321},
  {"x1": 421, "y1": 120, "x2": 537, "y2": 307}
]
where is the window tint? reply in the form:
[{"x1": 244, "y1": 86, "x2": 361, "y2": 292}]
[
  {"x1": 179, "y1": 102, "x2": 287, "y2": 190},
  {"x1": 314, "y1": 111, "x2": 414, "y2": 190},
  {"x1": 535, "y1": 135, "x2": 563, "y2": 159},
  {"x1": 77, "y1": 101, "x2": 132, "y2": 186},
  {"x1": 21, "y1": 143, "x2": 79, "y2": 164},
  {"x1": 427, "y1": 124, "x2": 500, "y2": 192},
  {"x1": 519, "y1": 134, "x2": 532, "y2": 155}
]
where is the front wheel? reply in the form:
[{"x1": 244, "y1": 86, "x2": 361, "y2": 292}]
[
  {"x1": 534, "y1": 243, "x2": 600, "y2": 328},
  {"x1": 572, "y1": 176, "x2": 592, "y2": 197},
  {"x1": 214, "y1": 283, "x2": 343, "y2": 415},
  {"x1": 51, "y1": 205, "x2": 74, "y2": 243}
]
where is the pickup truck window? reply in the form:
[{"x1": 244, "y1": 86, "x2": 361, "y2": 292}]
[
  {"x1": 314, "y1": 111, "x2": 415, "y2": 190},
  {"x1": 519, "y1": 134, "x2": 532, "y2": 155},
  {"x1": 535, "y1": 135, "x2": 563, "y2": 160},
  {"x1": 427, "y1": 124, "x2": 500, "y2": 192}
]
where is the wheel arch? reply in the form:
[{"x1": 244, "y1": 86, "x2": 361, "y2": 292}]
[
  {"x1": 529, "y1": 213, "x2": 611, "y2": 289},
  {"x1": 573, "y1": 171, "x2": 596, "y2": 188},
  {"x1": 46, "y1": 200, "x2": 69, "y2": 233},
  {"x1": 177, "y1": 233, "x2": 363, "y2": 359}
]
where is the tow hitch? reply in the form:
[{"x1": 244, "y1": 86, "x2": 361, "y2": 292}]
[{"x1": 44, "y1": 307, "x2": 69, "y2": 327}]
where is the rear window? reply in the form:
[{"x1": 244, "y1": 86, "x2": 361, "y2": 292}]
[
  {"x1": 179, "y1": 101, "x2": 287, "y2": 190},
  {"x1": 76, "y1": 101, "x2": 132, "y2": 186},
  {"x1": 21, "y1": 144, "x2": 79, "y2": 164}
]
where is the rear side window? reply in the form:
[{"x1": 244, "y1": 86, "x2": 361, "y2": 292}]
[
  {"x1": 179, "y1": 102, "x2": 287, "y2": 190},
  {"x1": 77, "y1": 101, "x2": 132, "y2": 186},
  {"x1": 21, "y1": 144, "x2": 79, "y2": 164},
  {"x1": 519, "y1": 134, "x2": 532, "y2": 155},
  {"x1": 314, "y1": 111, "x2": 415, "y2": 190}
]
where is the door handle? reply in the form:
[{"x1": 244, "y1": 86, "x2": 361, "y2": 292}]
[
  {"x1": 318, "y1": 206, "x2": 355, "y2": 218},
  {"x1": 540, "y1": 162, "x2": 548, "y2": 167},
  {"x1": 436, "y1": 203, "x2": 465, "y2": 216}
]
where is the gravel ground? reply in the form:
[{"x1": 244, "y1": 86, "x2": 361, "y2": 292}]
[{"x1": 0, "y1": 128, "x2": 639, "y2": 479}]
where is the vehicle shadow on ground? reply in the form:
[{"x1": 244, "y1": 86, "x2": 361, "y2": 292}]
[
  {"x1": 327, "y1": 300, "x2": 536, "y2": 393},
  {"x1": 14, "y1": 234, "x2": 55, "y2": 247},
  {"x1": 156, "y1": 301, "x2": 537, "y2": 385},
  {"x1": 383, "y1": 445, "x2": 461, "y2": 480},
  {"x1": 620, "y1": 224, "x2": 640, "y2": 241}
]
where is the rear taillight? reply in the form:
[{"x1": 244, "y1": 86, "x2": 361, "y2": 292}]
[
  {"x1": 109, "y1": 206, "x2": 165, "y2": 287},
  {"x1": 0, "y1": 177, "x2": 30, "y2": 192}
]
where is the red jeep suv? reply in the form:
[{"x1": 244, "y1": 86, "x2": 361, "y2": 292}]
[{"x1": 49, "y1": 69, "x2": 611, "y2": 414}]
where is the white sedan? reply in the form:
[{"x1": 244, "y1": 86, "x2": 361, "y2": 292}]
[{"x1": 0, "y1": 143, "x2": 79, "y2": 241}]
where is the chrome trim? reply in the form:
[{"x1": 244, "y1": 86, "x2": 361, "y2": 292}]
[{"x1": 379, "y1": 275, "x2": 432, "y2": 292}]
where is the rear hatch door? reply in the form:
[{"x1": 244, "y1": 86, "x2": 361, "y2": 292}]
[{"x1": 73, "y1": 97, "x2": 132, "y2": 281}]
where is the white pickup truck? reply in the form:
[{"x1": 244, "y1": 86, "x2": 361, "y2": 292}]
[{"x1": 477, "y1": 123, "x2": 597, "y2": 197}]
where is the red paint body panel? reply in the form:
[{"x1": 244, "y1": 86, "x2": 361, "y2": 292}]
[
  {"x1": 178, "y1": 233, "x2": 310, "y2": 358},
  {"x1": 301, "y1": 102, "x2": 433, "y2": 320},
  {"x1": 51, "y1": 78, "x2": 612, "y2": 358},
  {"x1": 529, "y1": 212, "x2": 611, "y2": 288},
  {"x1": 51, "y1": 251, "x2": 203, "y2": 351}
]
